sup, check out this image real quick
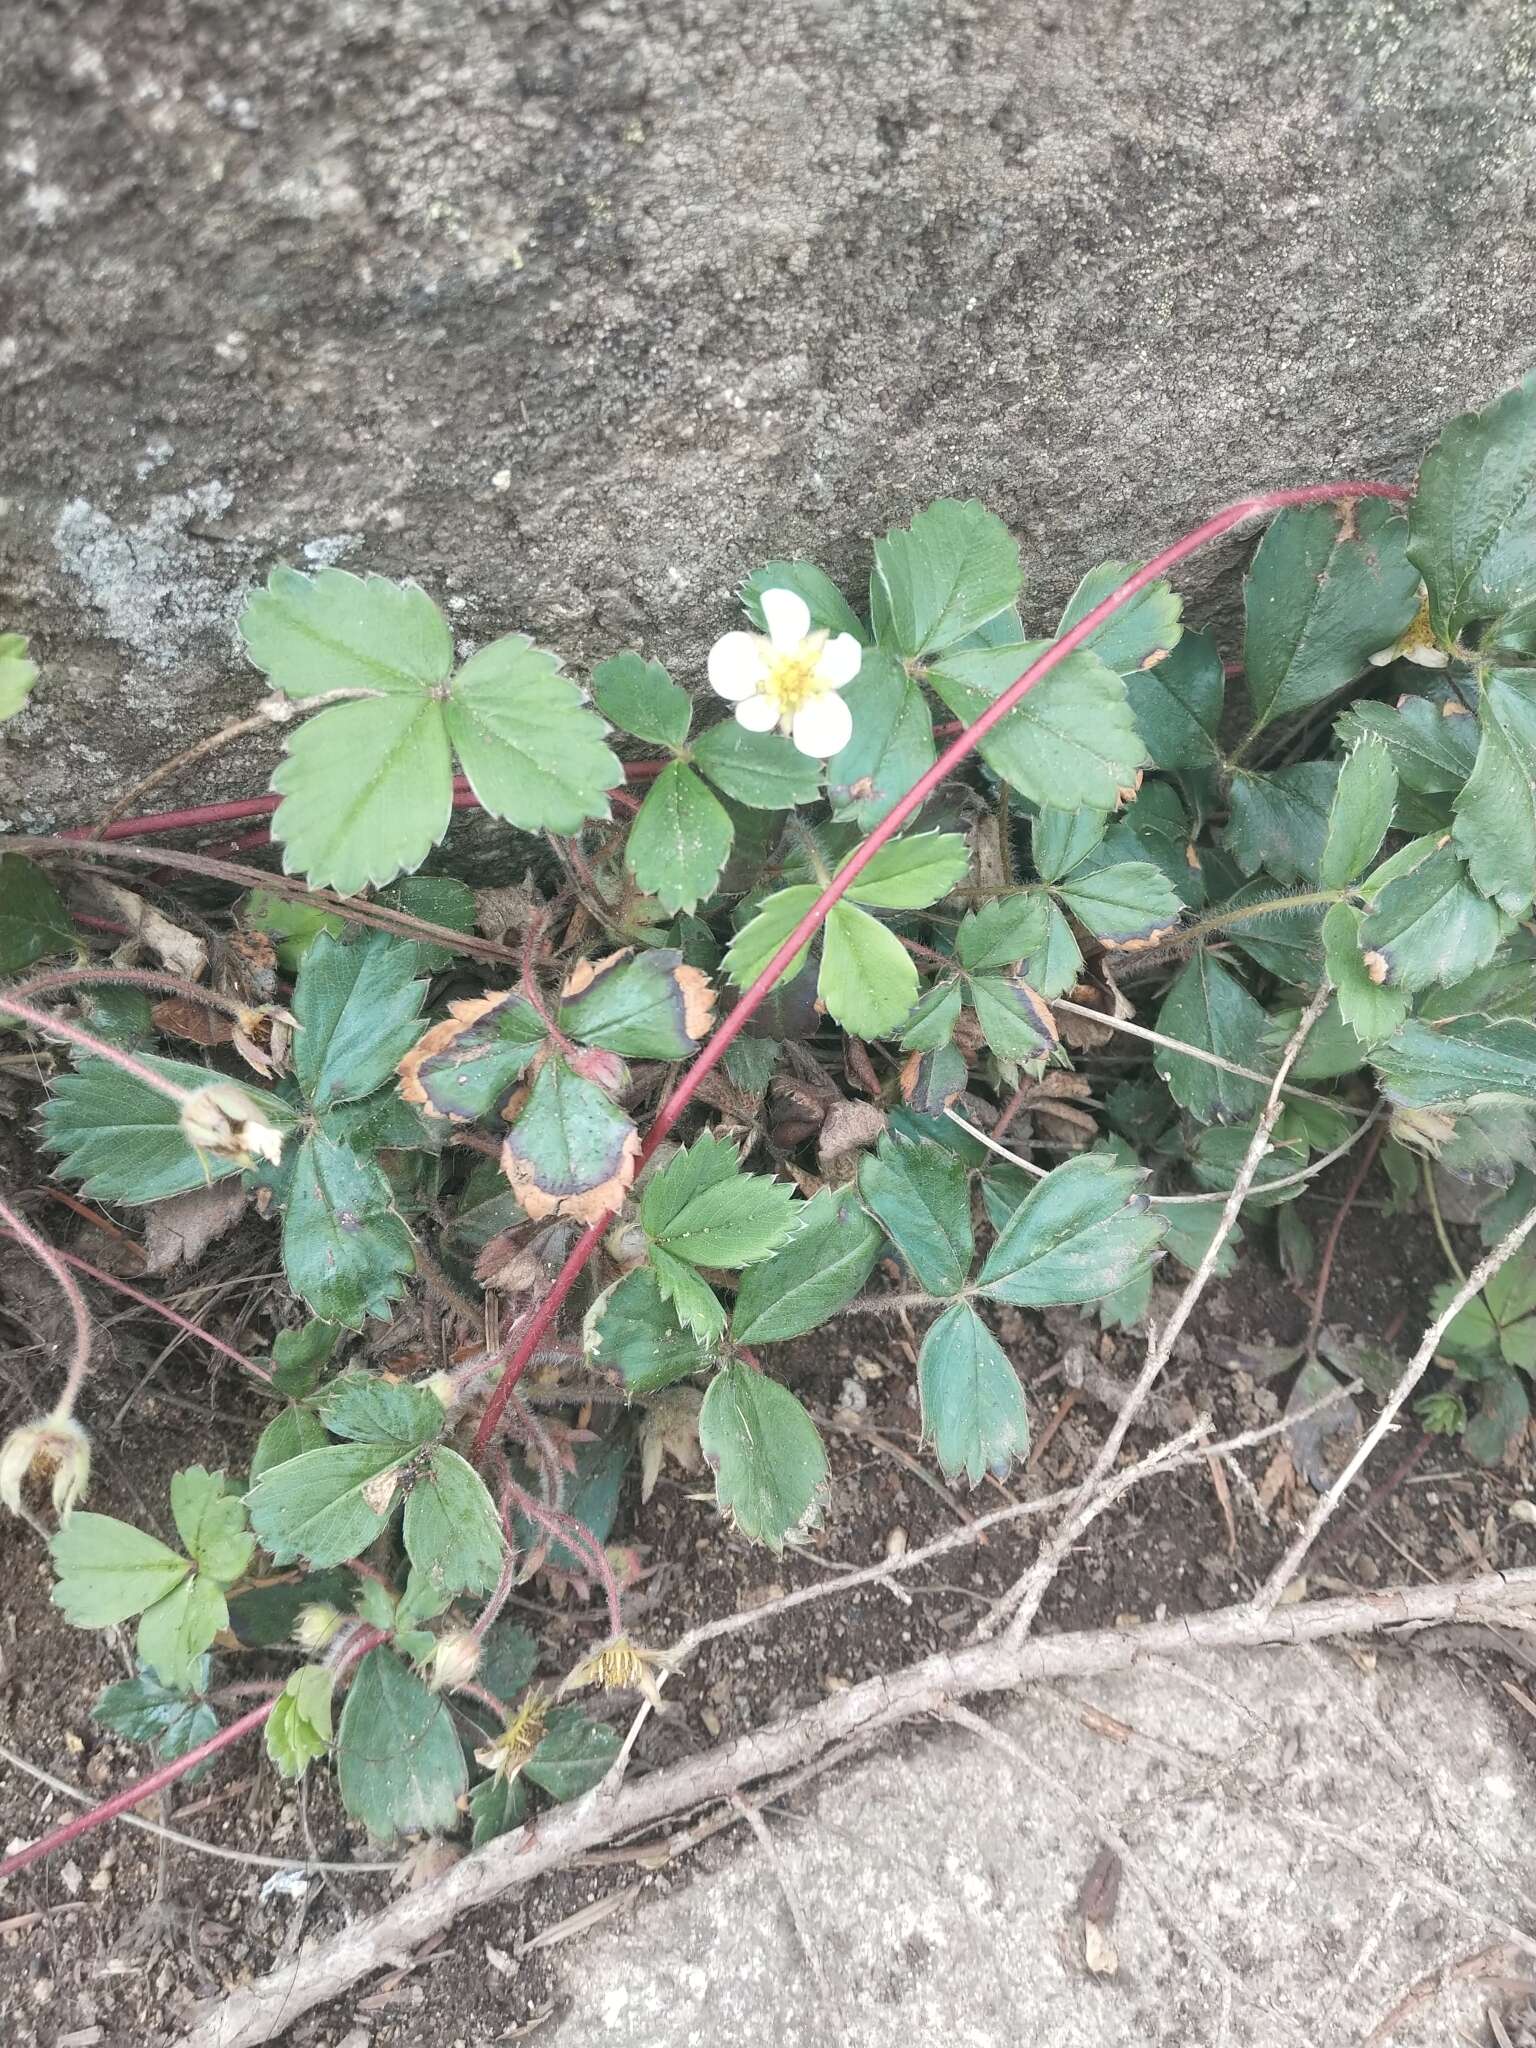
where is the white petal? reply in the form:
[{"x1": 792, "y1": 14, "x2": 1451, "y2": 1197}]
[
  {"x1": 733, "y1": 692, "x2": 781, "y2": 733},
  {"x1": 1366, "y1": 645, "x2": 1398, "y2": 667},
  {"x1": 708, "y1": 631, "x2": 769, "y2": 701},
  {"x1": 791, "y1": 691, "x2": 853, "y2": 758},
  {"x1": 1403, "y1": 643, "x2": 1451, "y2": 669},
  {"x1": 814, "y1": 632, "x2": 863, "y2": 690},
  {"x1": 760, "y1": 587, "x2": 812, "y2": 651}
]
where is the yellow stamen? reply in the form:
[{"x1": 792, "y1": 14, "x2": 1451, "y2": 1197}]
[{"x1": 760, "y1": 630, "x2": 831, "y2": 724}]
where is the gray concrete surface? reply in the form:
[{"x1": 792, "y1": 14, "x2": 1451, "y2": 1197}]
[
  {"x1": 2, "y1": 0, "x2": 1534, "y2": 827},
  {"x1": 532, "y1": 1643, "x2": 1536, "y2": 2048}
]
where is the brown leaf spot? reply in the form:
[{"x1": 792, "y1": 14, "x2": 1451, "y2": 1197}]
[
  {"x1": 674, "y1": 963, "x2": 717, "y2": 1046},
  {"x1": 396, "y1": 991, "x2": 515, "y2": 1117},
  {"x1": 500, "y1": 1126, "x2": 642, "y2": 1226},
  {"x1": 1363, "y1": 949, "x2": 1390, "y2": 986}
]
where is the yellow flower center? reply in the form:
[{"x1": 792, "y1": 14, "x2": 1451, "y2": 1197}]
[
  {"x1": 1400, "y1": 593, "x2": 1439, "y2": 655},
  {"x1": 761, "y1": 631, "x2": 830, "y2": 720}
]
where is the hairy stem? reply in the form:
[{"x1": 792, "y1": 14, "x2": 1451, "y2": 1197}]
[
  {"x1": 0, "y1": 994, "x2": 197, "y2": 1103},
  {"x1": 9, "y1": 964, "x2": 258, "y2": 1025},
  {"x1": 0, "y1": 1195, "x2": 94, "y2": 1416}
]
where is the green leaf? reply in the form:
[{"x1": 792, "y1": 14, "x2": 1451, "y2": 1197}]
[
  {"x1": 1053, "y1": 862, "x2": 1182, "y2": 946},
  {"x1": 281, "y1": 1131, "x2": 415, "y2": 1327},
  {"x1": 525, "y1": 1708, "x2": 622, "y2": 1802},
  {"x1": 825, "y1": 652, "x2": 937, "y2": 830},
  {"x1": 1335, "y1": 697, "x2": 1481, "y2": 796},
  {"x1": 899, "y1": 978, "x2": 965, "y2": 1052},
  {"x1": 1372, "y1": 1015, "x2": 1536, "y2": 1111},
  {"x1": 245, "y1": 1440, "x2": 404, "y2": 1567},
  {"x1": 698, "y1": 1362, "x2": 829, "y2": 1549},
  {"x1": 380, "y1": 875, "x2": 479, "y2": 976},
  {"x1": 335, "y1": 1648, "x2": 466, "y2": 1843},
  {"x1": 468, "y1": 1773, "x2": 528, "y2": 1848},
  {"x1": 1032, "y1": 807, "x2": 1108, "y2": 885},
  {"x1": 240, "y1": 565, "x2": 454, "y2": 698},
  {"x1": 170, "y1": 1467, "x2": 254, "y2": 1584},
  {"x1": 870, "y1": 500, "x2": 1021, "y2": 656},
  {"x1": 94, "y1": 1666, "x2": 217, "y2": 1772},
  {"x1": 1322, "y1": 902, "x2": 1411, "y2": 1045},
  {"x1": 403, "y1": 1449, "x2": 504, "y2": 1599},
  {"x1": 641, "y1": 1133, "x2": 798, "y2": 1270},
  {"x1": 445, "y1": 635, "x2": 620, "y2": 834},
  {"x1": 977, "y1": 1154, "x2": 1166, "y2": 1306},
  {"x1": 692, "y1": 720, "x2": 822, "y2": 809},
  {"x1": 722, "y1": 884, "x2": 819, "y2": 995},
  {"x1": 1242, "y1": 498, "x2": 1419, "y2": 731},
  {"x1": 1155, "y1": 955, "x2": 1271, "y2": 1123},
  {"x1": 1439, "y1": 1251, "x2": 1536, "y2": 1373},
  {"x1": 902, "y1": 1042, "x2": 968, "y2": 1115},
  {"x1": 731, "y1": 1187, "x2": 885, "y2": 1343},
  {"x1": 510, "y1": 1431, "x2": 630, "y2": 1576},
  {"x1": 501, "y1": 1057, "x2": 640, "y2": 1224},
  {"x1": 292, "y1": 930, "x2": 429, "y2": 1111},
  {"x1": 0, "y1": 855, "x2": 74, "y2": 973},
  {"x1": 1056, "y1": 562, "x2": 1183, "y2": 676},
  {"x1": 858, "y1": 1134, "x2": 973, "y2": 1296},
  {"x1": 585, "y1": 1266, "x2": 713, "y2": 1392},
  {"x1": 927, "y1": 644, "x2": 1148, "y2": 811},
  {"x1": 0, "y1": 632, "x2": 39, "y2": 722},
  {"x1": 1359, "y1": 841, "x2": 1504, "y2": 992},
  {"x1": 918, "y1": 1301, "x2": 1031, "y2": 1487},
  {"x1": 1462, "y1": 1363, "x2": 1531, "y2": 1467},
  {"x1": 136, "y1": 1576, "x2": 227, "y2": 1692},
  {"x1": 968, "y1": 974, "x2": 1058, "y2": 1063},
  {"x1": 840, "y1": 830, "x2": 970, "y2": 910},
  {"x1": 590, "y1": 652, "x2": 692, "y2": 750},
  {"x1": 271, "y1": 1321, "x2": 341, "y2": 1400},
  {"x1": 477, "y1": 1621, "x2": 539, "y2": 1703},
  {"x1": 397, "y1": 989, "x2": 546, "y2": 1123},
  {"x1": 649, "y1": 1244, "x2": 727, "y2": 1345},
  {"x1": 250, "y1": 1406, "x2": 329, "y2": 1484},
  {"x1": 558, "y1": 948, "x2": 715, "y2": 1060},
  {"x1": 1188, "y1": 1122, "x2": 1307, "y2": 1208},
  {"x1": 1409, "y1": 369, "x2": 1536, "y2": 642},
  {"x1": 740, "y1": 562, "x2": 866, "y2": 642},
  {"x1": 266, "y1": 1666, "x2": 335, "y2": 1780},
  {"x1": 1124, "y1": 626, "x2": 1224, "y2": 770},
  {"x1": 1321, "y1": 736, "x2": 1399, "y2": 889},
  {"x1": 820, "y1": 902, "x2": 919, "y2": 1040},
  {"x1": 42, "y1": 1056, "x2": 289, "y2": 1205},
  {"x1": 51, "y1": 1514, "x2": 190, "y2": 1627},
  {"x1": 1224, "y1": 762, "x2": 1339, "y2": 885},
  {"x1": 272, "y1": 692, "x2": 455, "y2": 895},
  {"x1": 1452, "y1": 672, "x2": 1536, "y2": 916},
  {"x1": 320, "y1": 1373, "x2": 445, "y2": 1450},
  {"x1": 226, "y1": 1568, "x2": 353, "y2": 1648},
  {"x1": 954, "y1": 894, "x2": 1052, "y2": 974},
  {"x1": 624, "y1": 761, "x2": 734, "y2": 916}
]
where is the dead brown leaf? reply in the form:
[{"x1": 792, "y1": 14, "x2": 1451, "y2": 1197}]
[{"x1": 142, "y1": 1180, "x2": 248, "y2": 1273}]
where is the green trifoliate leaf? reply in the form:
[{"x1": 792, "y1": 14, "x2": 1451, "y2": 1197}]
[
  {"x1": 1242, "y1": 498, "x2": 1420, "y2": 731},
  {"x1": 335, "y1": 1648, "x2": 466, "y2": 1844},
  {"x1": 900, "y1": 978, "x2": 965, "y2": 1052},
  {"x1": 136, "y1": 1577, "x2": 228, "y2": 1693},
  {"x1": 170, "y1": 1467, "x2": 254, "y2": 1585},
  {"x1": 1124, "y1": 625, "x2": 1224, "y2": 770},
  {"x1": 1452, "y1": 672, "x2": 1536, "y2": 916},
  {"x1": 319, "y1": 1373, "x2": 445, "y2": 1451},
  {"x1": 649, "y1": 1245, "x2": 728, "y2": 1345},
  {"x1": 501, "y1": 1056, "x2": 640, "y2": 1225},
  {"x1": 244, "y1": 1440, "x2": 405, "y2": 1567},
  {"x1": 1358, "y1": 840, "x2": 1503, "y2": 993},
  {"x1": 692, "y1": 720, "x2": 822, "y2": 808},
  {"x1": 1155, "y1": 955, "x2": 1271, "y2": 1123},
  {"x1": 954, "y1": 894, "x2": 1052, "y2": 973},
  {"x1": 93, "y1": 1665, "x2": 217, "y2": 1773},
  {"x1": 839, "y1": 830, "x2": 970, "y2": 910},
  {"x1": 0, "y1": 854, "x2": 74, "y2": 973},
  {"x1": 403, "y1": 1449, "x2": 504, "y2": 1599},
  {"x1": 927, "y1": 644, "x2": 1148, "y2": 811},
  {"x1": 624, "y1": 761, "x2": 734, "y2": 915},
  {"x1": 590, "y1": 651, "x2": 692, "y2": 750},
  {"x1": 819, "y1": 902, "x2": 920, "y2": 1040},
  {"x1": 444, "y1": 634, "x2": 620, "y2": 833},
  {"x1": 281, "y1": 1131, "x2": 415, "y2": 1327},
  {"x1": 1032, "y1": 806, "x2": 1109, "y2": 885},
  {"x1": 1053, "y1": 862, "x2": 1183, "y2": 946},
  {"x1": 272, "y1": 692, "x2": 455, "y2": 895},
  {"x1": 698, "y1": 1362, "x2": 829, "y2": 1550},
  {"x1": 918, "y1": 1301, "x2": 1031, "y2": 1487},
  {"x1": 722, "y1": 884, "x2": 819, "y2": 995},
  {"x1": 1436, "y1": 1251, "x2": 1536, "y2": 1373},
  {"x1": 396, "y1": 989, "x2": 546, "y2": 1123},
  {"x1": 740, "y1": 561, "x2": 866, "y2": 642},
  {"x1": 249, "y1": 1406, "x2": 329, "y2": 1484},
  {"x1": 557, "y1": 947, "x2": 716, "y2": 1060},
  {"x1": 240, "y1": 565, "x2": 454, "y2": 697},
  {"x1": 870, "y1": 499, "x2": 1021, "y2": 656},
  {"x1": 525, "y1": 1709, "x2": 623, "y2": 1802},
  {"x1": 1409, "y1": 369, "x2": 1536, "y2": 643},
  {"x1": 1223, "y1": 762, "x2": 1339, "y2": 885},
  {"x1": 0, "y1": 632, "x2": 39, "y2": 722},
  {"x1": 1371, "y1": 1015, "x2": 1536, "y2": 1111},
  {"x1": 266, "y1": 1665, "x2": 335, "y2": 1780},
  {"x1": 640, "y1": 1133, "x2": 799, "y2": 1271},
  {"x1": 731, "y1": 1186, "x2": 885, "y2": 1343},
  {"x1": 967, "y1": 974, "x2": 1058, "y2": 1063},
  {"x1": 825, "y1": 651, "x2": 937, "y2": 830},
  {"x1": 1321, "y1": 736, "x2": 1399, "y2": 889},
  {"x1": 292, "y1": 930, "x2": 429, "y2": 1111},
  {"x1": 977, "y1": 1154, "x2": 1166, "y2": 1306},
  {"x1": 51, "y1": 1515, "x2": 191, "y2": 1627},
  {"x1": 1334, "y1": 697, "x2": 1480, "y2": 796},
  {"x1": 585, "y1": 1266, "x2": 713, "y2": 1393},
  {"x1": 858, "y1": 1134, "x2": 973, "y2": 1296},
  {"x1": 42, "y1": 1056, "x2": 290, "y2": 1205},
  {"x1": 1321, "y1": 903, "x2": 1410, "y2": 1045},
  {"x1": 1055, "y1": 562, "x2": 1183, "y2": 676}
]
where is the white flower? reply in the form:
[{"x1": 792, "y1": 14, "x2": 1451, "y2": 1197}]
[
  {"x1": 1368, "y1": 589, "x2": 1450, "y2": 670},
  {"x1": 707, "y1": 588, "x2": 862, "y2": 758}
]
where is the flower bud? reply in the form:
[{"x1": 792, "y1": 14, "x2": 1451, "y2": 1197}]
[
  {"x1": 0, "y1": 1410, "x2": 91, "y2": 1528},
  {"x1": 180, "y1": 1082, "x2": 285, "y2": 1170},
  {"x1": 293, "y1": 1602, "x2": 343, "y2": 1652},
  {"x1": 428, "y1": 1630, "x2": 482, "y2": 1693}
]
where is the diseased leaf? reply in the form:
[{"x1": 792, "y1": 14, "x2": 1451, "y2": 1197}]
[
  {"x1": 731, "y1": 1186, "x2": 884, "y2": 1342},
  {"x1": 1321, "y1": 736, "x2": 1399, "y2": 888},
  {"x1": 624, "y1": 762, "x2": 735, "y2": 916},
  {"x1": 977, "y1": 1154, "x2": 1166, "y2": 1306},
  {"x1": 585, "y1": 1266, "x2": 713, "y2": 1392},
  {"x1": 51, "y1": 1514, "x2": 191, "y2": 1627},
  {"x1": 445, "y1": 635, "x2": 620, "y2": 835},
  {"x1": 640, "y1": 1133, "x2": 798, "y2": 1270},
  {"x1": 1409, "y1": 368, "x2": 1536, "y2": 642},
  {"x1": 1322, "y1": 902, "x2": 1411, "y2": 1045},
  {"x1": 590, "y1": 651, "x2": 692, "y2": 750},
  {"x1": 740, "y1": 561, "x2": 866, "y2": 642},
  {"x1": 403, "y1": 1449, "x2": 504, "y2": 1599},
  {"x1": 293, "y1": 930, "x2": 429, "y2": 1110},
  {"x1": 1359, "y1": 841, "x2": 1504, "y2": 992},
  {"x1": 335, "y1": 1648, "x2": 466, "y2": 1843},
  {"x1": 900, "y1": 978, "x2": 965, "y2": 1052},
  {"x1": 826, "y1": 651, "x2": 937, "y2": 830},
  {"x1": 698, "y1": 1362, "x2": 829, "y2": 1549},
  {"x1": 1155, "y1": 955, "x2": 1271, "y2": 1123},
  {"x1": 918, "y1": 1301, "x2": 1031, "y2": 1486},
  {"x1": 1056, "y1": 562, "x2": 1183, "y2": 676},
  {"x1": 266, "y1": 1666, "x2": 335, "y2": 1780},
  {"x1": 397, "y1": 989, "x2": 546, "y2": 1123},
  {"x1": 43, "y1": 1056, "x2": 290, "y2": 1205},
  {"x1": 244, "y1": 1440, "x2": 404, "y2": 1568},
  {"x1": 1452, "y1": 671, "x2": 1536, "y2": 916},
  {"x1": 858, "y1": 1134, "x2": 973, "y2": 1296},
  {"x1": 240, "y1": 565, "x2": 453, "y2": 699},
  {"x1": 501, "y1": 1057, "x2": 641, "y2": 1226},
  {"x1": 819, "y1": 902, "x2": 919, "y2": 1040},
  {"x1": 525, "y1": 1708, "x2": 621, "y2": 1802},
  {"x1": 1124, "y1": 626, "x2": 1224, "y2": 770},
  {"x1": 927, "y1": 644, "x2": 1148, "y2": 811},
  {"x1": 840, "y1": 830, "x2": 970, "y2": 911},
  {"x1": 967, "y1": 974, "x2": 1058, "y2": 1062},
  {"x1": 1053, "y1": 862, "x2": 1182, "y2": 947},
  {"x1": 558, "y1": 948, "x2": 715, "y2": 1060},
  {"x1": 282, "y1": 1130, "x2": 415, "y2": 1327},
  {"x1": 692, "y1": 720, "x2": 822, "y2": 808},
  {"x1": 0, "y1": 854, "x2": 74, "y2": 973}
]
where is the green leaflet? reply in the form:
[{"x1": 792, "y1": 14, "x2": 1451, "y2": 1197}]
[
  {"x1": 819, "y1": 902, "x2": 919, "y2": 1039},
  {"x1": 1032, "y1": 806, "x2": 1108, "y2": 885},
  {"x1": 976, "y1": 1155, "x2": 1166, "y2": 1307},
  {"x1": 590, "y1": 651, "x2": 692, "y2": 750},
  {"x1": 1322, "y1": 903, "x2": 1410, "y2": 1045},
  {"x1": 281, "y1": 1130, "x2": 416, "y2": 1327},
  {"x1": 698, "y1": 1362, "x2": 829, "y2": 1550},
  {"x1": 825, "y1": 651, "x2": 937, "y2": 830},
  {"x1": 691, "y1": 720, "x2": 822, "y2": 808},
  {"x1": 468, "y1": 1774, "x2": 529, "y2": 1848},
  {"x1": 0, "y1": 631, "x2": 39, "y2": 723},
  {"x1": 1224, "y1": 762, "x2": 1339, "y2": 886},
  {"x1": 722, "y1": 884, "x2": 820, "y2": 994},
  {"x1": 918, "y1": 1301, "x2": 1031, "y2": 1486},
  {"x1": 524, "y1": 1709, "x2": 623, "y2": 1802},
  {"x1": 839, "y1": 830, "x2": 970, "y2": 910},
  {"x1": 1452, "y1": 672, "x2": 1536, "y2": 917},
  {"x1": 445, "y1": 635, "x2": 622, "y2": 835},
  {"x1": 858, "y1": 1134, "x2": 973, "y2": 1296},
  {"x1": 249, "y1": 1406, "x2": 329, "y2": 1484},
  {"x1": 1409, "y1": 368, "x2": 1536, "y2": 643},
  {"x1": 335, "y1": 1648, "x2": 466, "y2": 1844},
  {"x1": 955, "y1": 895, "x2": 1053, "y2": 973},
  {"x1": 624, "y1": 761, "x2": 734, "y2": 915},
  {"x1": 649, "y1": 1244, "x2": 728, "y2": 1344},
  {"x1": 926, "y1": 643, "x2": 1148, "y2": 811},
  {"x1": 1435, "y1": 1249, "x2": 1536, "y2": 1373},
  {"x1": 136, "y1": 1577, "x2": 229, "y2": 1693},
  {"x1": 1124, "y1": 626, "x2": 1224, "y2": 770},
  {"x1": 50, "y1": 1514, "x2": 191, "y2": 1627},
  {"x1": 0, "y1": 854, "x2": 74, "y2": 973},
  {"x1": 640, "y1": 1134, "x2": 799, "y2": 1270},
  {"x1": 319, "y1": 1373, "x2": 445, "y2": 1450},
  {"x1": 402, "y1": 1449, "x2": 505, "y2": 1599},
  {"x1": 1241, "y1": 498, "x2": 1419, "y2": 732},
  {"x1": 244, "y1": 1440, "x2": 405, "y2": 1567},
  {"x1": 272, "y1": 692, "x2": 455, "y2": 896},
  {"x1": 870, "y1": 499, "x2": 1021, "y2": 656},
  {"x1": 170, "y1": 1466, "x2": 254, "y2": 1583},
  {"x1": 1321, "y1": 736, "x2": 1398, "y2": 889},
  {"x1": 1055, "y1": 562, "x2": 1183, "y2": 676},
  {"x1": 1154, "y1": 955, "x2": 1271, "y2": 1124},
  {"x1": 266, "y1": 1667, "x2": 335, "y2": 1780},
  {"x1": 240, "y1": 565, "x2": 453, "y2": 695},
  {"x1": 93, "y1": 1665, "x2": 218, "y2": 1775},
  {"x1": 1334, "y1": 696, "x2": 1480, "y2": 796},
  {"x1": 1052, "y1": 861, "x2": 1182, "y2": 947},
  {"x1": 900, "y1": 978, "x2": 965, "y2": 1052},
  {"x1": 585, "y1": 1266, "x2": 713, "y2": 1393},
  {"x1": 42, "y1": 1056, "x2": 292, "y2": 1205},
  {"x1": 1359, "y1": 841, "x2": 1504, "y2": 993},
  {"x1": 292, "y1": 931, "x2": 429, "y2": 1111},
  {"x1": 731, "y1": 1187, "x2": 885, "y2": 1342},
  {"x1": 1371, "y1": 1016, "x2": 1536, "y2": 1111}
]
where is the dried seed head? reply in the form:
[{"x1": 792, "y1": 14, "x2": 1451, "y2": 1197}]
[
  {"x1": 0, "y1": 1410, "x2": 91, "y2": 1528},
  {"x1": 558, "y1": 1634, "x2": 670, "y2": 1712},
  {"x1": 473, "y1": 1690, "x2": 550, "y2": 1784},
  {"x1": 179, "y1": 1082, "x2": 286, "y2": 1170}
]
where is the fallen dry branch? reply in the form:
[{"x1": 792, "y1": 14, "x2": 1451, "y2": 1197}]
[{"x1": 182, "y1": 1565, "x2": 1536, "y2": 2048}]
